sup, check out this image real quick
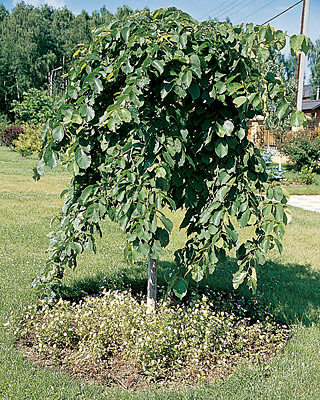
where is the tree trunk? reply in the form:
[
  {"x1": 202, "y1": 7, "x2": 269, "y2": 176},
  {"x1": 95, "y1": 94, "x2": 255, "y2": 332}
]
[{"x1": 146, "y1": 253, "x2": 157, "y2": 314}]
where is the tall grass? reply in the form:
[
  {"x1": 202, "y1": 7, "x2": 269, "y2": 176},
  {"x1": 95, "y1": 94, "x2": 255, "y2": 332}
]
[{"x1": 0, "y1": 146, "x2": 319, "y2": 399}]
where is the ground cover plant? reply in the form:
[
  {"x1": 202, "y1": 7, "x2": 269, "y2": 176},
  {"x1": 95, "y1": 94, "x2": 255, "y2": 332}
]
[
  {"x1": 1, "y1": 146, "x2": 320, "y2": 399},
  {"x1": 13, "y1": 289, "x2": 289, "y2": 387}
]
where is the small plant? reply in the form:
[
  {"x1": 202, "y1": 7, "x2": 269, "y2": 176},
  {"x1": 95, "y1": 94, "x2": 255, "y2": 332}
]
[
  {"x1": 13, "y1": 289, "x2": 290, "y2": 385},
  {"x1": 13, "y1": 124, "x2": 42, "y2": 156},
  {"x1": 280, "y1": 131, "x2": 320, "y2": 171},
  {"x1": 297, "y1": 166, "x2": 315, "y2": 185},
  {"x1": 0, "y1": 125, "x2": 23, "y2": 148}
]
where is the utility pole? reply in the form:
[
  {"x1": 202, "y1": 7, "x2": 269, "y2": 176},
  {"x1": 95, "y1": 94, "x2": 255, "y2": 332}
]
[{"x1": 296, "y1": 0, "x2": 310, "y2": 111}]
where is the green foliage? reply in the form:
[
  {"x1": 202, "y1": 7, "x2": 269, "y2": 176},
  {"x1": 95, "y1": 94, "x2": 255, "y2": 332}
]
[
  {"x1": 34, "y1": 8, "x2": 308, "y2": 300},
  {"x1": 308, "y1": 39, "x2": 320, "y2": 89},
  {"x1": 14, "y1": 289, "x2": 289, "y2": 383},
  {"x1": 0, "y1": 113, "x2": 10, "y2": 133},
  {"x1": 263, "y1": 56, "x2": 297, "y2": 133},
  {"x1": 297, "y1": 167, "x2": 316, "y2": 185},
  {"x1": 13, "y1": 124, "x2": 42, "y2": 156},
  {"x1": 281, "y1": 131, "x2": 320, "y2": 171},
  {"x1": 11, "y1": 89, "x2": 55, "y2": 125}
]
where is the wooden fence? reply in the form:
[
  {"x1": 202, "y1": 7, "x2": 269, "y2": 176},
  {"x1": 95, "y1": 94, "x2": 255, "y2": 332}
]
[{"x1": 247, "y1": 120, "x2": 320, "y2": 148}]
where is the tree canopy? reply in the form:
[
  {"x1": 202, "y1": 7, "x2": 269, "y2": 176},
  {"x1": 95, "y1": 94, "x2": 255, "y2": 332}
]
[{"x1": 33, "y1": 8, "x2": 308, "y2": 302}]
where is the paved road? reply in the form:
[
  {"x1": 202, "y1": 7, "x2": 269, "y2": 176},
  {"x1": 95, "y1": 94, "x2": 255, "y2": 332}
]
[{"x1": 287, "y1": 195, "x2": 320, "y2": 213}]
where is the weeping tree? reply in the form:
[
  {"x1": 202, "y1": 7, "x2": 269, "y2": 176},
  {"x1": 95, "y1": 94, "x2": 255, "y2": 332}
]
[{"x1": 33, "y1": 8, "x2": 308, "y2": 310}]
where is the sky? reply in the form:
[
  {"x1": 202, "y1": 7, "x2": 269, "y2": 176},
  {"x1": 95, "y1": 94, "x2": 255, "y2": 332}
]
[{"x1": 1, "y1": 0, "x2": 319, "y2": 77}]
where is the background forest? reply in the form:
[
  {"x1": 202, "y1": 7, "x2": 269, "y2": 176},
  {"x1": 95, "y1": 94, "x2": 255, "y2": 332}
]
[{"x1": 0, "y1": 2, "x2": 142, "y2": 117}]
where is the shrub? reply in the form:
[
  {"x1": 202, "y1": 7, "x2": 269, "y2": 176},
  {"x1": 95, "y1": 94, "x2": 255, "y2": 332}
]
[
  {"x1": 13, "y1": 124, "x2": 42, "y2": 156},
  {"x1": 11, "y1": 88, "x2": 55, "y2": 125},
  {"x1": 281, "y1": 131, "x2": 320, "y2": 171},
  {"x1": 0, "y1": 125, "x2": 23, "y2": 148},
  {"x1": 14, "y1": 289, "x2": 289, "y2": 384},
  {"x1": 297, "y1": 166, "x2": 315, "y2": 185},
  {"x1": 0, "y1": 113, "x2": 11, "y2": 135}
]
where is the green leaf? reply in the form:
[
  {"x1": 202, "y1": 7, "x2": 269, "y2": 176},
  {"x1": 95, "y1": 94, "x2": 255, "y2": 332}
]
[
  {"x1": 239, "y1": 208, "x2": 250, "y2": 228},
  {"x1": 157, "y1": 227, "x2": 169, "y2": 247},
  {"x1": 199, "y1": 209, "x2": 211, "y2": 224},
  {"x1": 215, "y1": 81, "x2": 226, "y2": 94},
  {"x1": 160, "y1": 215, "x2": 173, "y2": 232},
  {"x1": 121, "y1": 27, "x2": 130, "y2": 42},
  {"x1": 233, "y1": 96, "x2": 247, "y2": 107},
  {"x1": 180, "y1": 33, "x2": 188, "y2": 48},
  {"x1": 173, "y1": 278, "x2": 188, "y2": 299},
  {"x1": 276, "y1": 102, "x2": 290, "y2": 120},
  {"x1": 163, "y1": 151, "x2": 175, "y2": 167},
  {"x1": 181, "y1": 69, "x2": 192, "y2": 89},
  {"x1": 70, "y1": 242, "x2": 83, "y2": 254},
  {"x1": 138, "y1": 241, "x2": 149, "y2": 257},
  {"x1": 44, "y1": 148, "x2": 57, "y2": 168},
  {"x1": 215, "y1": 139, "x2": 228, "y2": 158},
  {"x1": 151, "y1": 240, "x2": 162, "y2": 259},
  {"x1": 75, "y1": 147, "x2": 91, "y2": 170},
  {"x1": 275, "y1": 204, "x2": 284, "y2": 222},
  {"x1": 67, "y1": 86, "x2": 78, "y2": 99},
  {"x1": 263, "y1": 204, "x2": 272, "y2": 216},
  {"x1": 191, "y1": 265, "x2": 204, "y2": 282},
  {"x1": 52, "y1": 124, "x2": 64, "y2": 142},
  {"x1": 290, "y1": 34, "x2": 305, "y2": 56},
  {"x1": 290, "y1": 110, "x2": 305, "y2": 127},
  {"x1": 223, "y1": 120, "x2": 234, "y2": 135},
  {"x1": 36, "y1": 159, "x2": 45, "y2": 176},
  {"x1": 284, "y1": 208, "x2": 293, "y2": 224},
  {"x1": 261, "y1": 236, "x2": 270, "y2": 253},
  {"x1": 79, "y1": 104, "x2": 95, "y2": 121},
  {"x1": 90, "y1": 77, "x2": 103, "y2": 94},
  {"x1": 256, "y1": 250, "x2": 266, "y2": 265},
  {"x1": 71, "y1": 112, "x2": 82, "y2": 125},
  {"x1": 119, "y1": 214, "x2": 128, "y2": 231},
  {"x1": 190, "y1": 54, "x2": 200, "y2": 67},
  {"x1": 188, "y1": 82, "x2": 200, "y2": 100},
  {"x1": 152, "y1": 60, "x2": 164, "y2": 75},
  {"x1": 212, "y1": 209, "x2": 223, "y2": 226},
  {"x1": 233, "y1": 270, "x2": 247, "y2": 289},
  {"x1": 118, "y1": 108, "x2": 132, "y2": 123},
  {"x1": 273, "y1": 186, "x2": 283, "y2": 202}
]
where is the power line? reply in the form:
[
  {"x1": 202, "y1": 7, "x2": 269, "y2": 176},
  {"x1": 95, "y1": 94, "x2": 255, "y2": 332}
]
[
  {"x1": 262, "y1": 0, "x2": 303, "y2": 25},
  {"x1": 214, "y1": 0, "x2": 246, "y2": 20},
  {"x1": 234, "y1": 0, "x2": 278, "y2": 24},
  {"x1": 221, "y1": 0, "x2": 255, "y2": 19},
  {"x1": 199, "y1": 0, "x2": 236, "y2": 20}
]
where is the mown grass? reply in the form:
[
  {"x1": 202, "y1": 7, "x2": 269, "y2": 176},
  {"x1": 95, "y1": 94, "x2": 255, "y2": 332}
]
[{"x1": 1, "y1": 145, "x2": 320, "y2": 399}]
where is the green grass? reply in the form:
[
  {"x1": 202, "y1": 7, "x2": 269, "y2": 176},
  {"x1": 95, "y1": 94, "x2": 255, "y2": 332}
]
[{"x1": 1, "y1": 145, "x2": 320, "y2": 399}]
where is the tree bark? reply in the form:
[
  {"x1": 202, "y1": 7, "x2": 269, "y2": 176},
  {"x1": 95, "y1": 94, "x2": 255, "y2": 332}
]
[{"x1": 146, "y1": 253, "x2": 157, "y2": 314}]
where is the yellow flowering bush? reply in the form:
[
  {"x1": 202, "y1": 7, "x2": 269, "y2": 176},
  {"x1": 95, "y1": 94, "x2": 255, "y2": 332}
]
[{"x1": 13, "y1": 124, "x2": 42, "y2": 156}]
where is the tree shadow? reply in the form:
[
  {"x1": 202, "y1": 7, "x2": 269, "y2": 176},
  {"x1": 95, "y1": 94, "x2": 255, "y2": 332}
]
[
  {"x1": 200, "y1": 257, "x2": 320, "y2": 326},
  {"x1": 60, "y1": 257, "x2": 320, "y2": 327}
]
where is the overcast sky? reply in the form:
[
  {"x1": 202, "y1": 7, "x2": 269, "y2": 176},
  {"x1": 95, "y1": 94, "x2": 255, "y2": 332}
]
[{"x1": 1, "y1": 0, "x2": 319, "y2": 79}]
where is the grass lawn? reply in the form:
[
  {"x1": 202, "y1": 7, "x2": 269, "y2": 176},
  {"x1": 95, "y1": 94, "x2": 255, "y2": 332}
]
[{"x1": 0, "y1": 145, "x2": 320, "y2": 399}]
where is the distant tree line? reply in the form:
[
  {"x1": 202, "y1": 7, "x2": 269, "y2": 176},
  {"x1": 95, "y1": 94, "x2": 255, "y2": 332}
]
[{"x1": 0, "y1": 2, "x2": 141, "y2": 115}]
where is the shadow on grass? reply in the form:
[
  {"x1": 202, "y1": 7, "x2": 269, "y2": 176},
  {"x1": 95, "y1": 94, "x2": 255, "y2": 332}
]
[{"x1": 61, "y1": 257, "x2": 320, "y2": 327}]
